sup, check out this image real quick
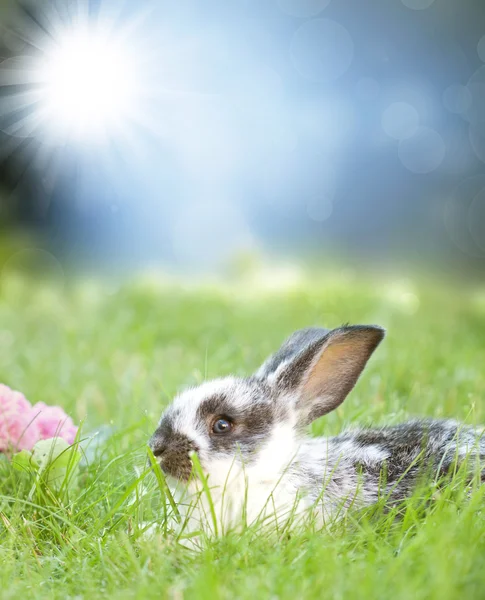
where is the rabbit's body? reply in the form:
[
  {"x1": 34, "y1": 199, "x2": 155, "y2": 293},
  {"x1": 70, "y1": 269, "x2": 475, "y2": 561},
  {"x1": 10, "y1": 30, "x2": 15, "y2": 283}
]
[
  {"x1": 292, "y1": 419, "x2": 484, "y2": 517},
  {"x1": 167, "y1": 414, "x2": 484, "y2": 533},
  {"x1": 150, "y1": 326, "x2": 484, "y2": 535}
]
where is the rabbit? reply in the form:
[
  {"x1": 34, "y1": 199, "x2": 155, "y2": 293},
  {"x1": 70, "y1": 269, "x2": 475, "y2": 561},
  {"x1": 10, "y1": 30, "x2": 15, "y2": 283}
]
[{"x1": 149, "y1": 325, "x2": 485, "y2": 536}]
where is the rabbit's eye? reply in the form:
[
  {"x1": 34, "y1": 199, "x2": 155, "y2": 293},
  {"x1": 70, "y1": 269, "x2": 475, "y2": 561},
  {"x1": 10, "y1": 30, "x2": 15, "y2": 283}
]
[{"x1": 212, "y1": 418, "x2": 233, "y2": 434}]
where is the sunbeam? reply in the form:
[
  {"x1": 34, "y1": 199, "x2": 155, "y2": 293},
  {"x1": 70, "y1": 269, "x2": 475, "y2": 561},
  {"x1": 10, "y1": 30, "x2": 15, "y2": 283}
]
[
  {"x1": 0, "y1": 0, "x2": 142, "y2": 146},
  {"x1": 39, "y1": 28, "x2": 137, "y2": 141}
]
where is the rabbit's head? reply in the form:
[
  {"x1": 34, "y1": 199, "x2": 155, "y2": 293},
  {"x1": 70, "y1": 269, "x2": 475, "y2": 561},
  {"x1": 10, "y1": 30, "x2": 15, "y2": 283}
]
[{"x1": 149, "y1": 325, "x2": 385, "y2": 485}]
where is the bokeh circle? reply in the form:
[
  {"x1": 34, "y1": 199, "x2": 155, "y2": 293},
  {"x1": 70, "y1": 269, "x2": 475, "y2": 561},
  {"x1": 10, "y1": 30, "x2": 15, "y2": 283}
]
[
  {"x1": 462, "y1": 65, "x2": 485, "y2": 164},
  {"x1": 469, "y1": 123, "x2": 485, "y2": 165},
  {"x1": 277, "y1": 0, "x2": 331, "y2": 18},
  {"x1": 443, "y1": 175, "x2": 485, "y2": 258},
  {"x1": 290, "y1": 19, "x2": 354, "y2": 83},
  {"x1": 401, "y1": 0, "x2": 435, "y2": 10},
  {"x1": 442, "y1": 84, "x2": 472, "y2": 114},
  {"x1": 468, "y1": 185, "x2": 485, "y2": 252},
  {"x1": 1, "y1": 248, "x2": 65, "y2": 283},
  {"x1": 398, "y1": 127, "x2": 445, "y2": 173},
  {"x1": 307, "y1": 195, "x2": 333, "y2": 222},
  {"x1": 381, "y1": 102, "x2": 419, "y2": 140},
  {"x1": 477, "y1": 34, "x2": 485, "y2": 62}
]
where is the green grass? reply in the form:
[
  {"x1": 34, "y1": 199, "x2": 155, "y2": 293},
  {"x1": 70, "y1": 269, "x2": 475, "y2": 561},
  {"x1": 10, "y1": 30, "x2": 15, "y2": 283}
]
[{"x1": 1, "y1": 268, "x2": 485, "y2": 599}]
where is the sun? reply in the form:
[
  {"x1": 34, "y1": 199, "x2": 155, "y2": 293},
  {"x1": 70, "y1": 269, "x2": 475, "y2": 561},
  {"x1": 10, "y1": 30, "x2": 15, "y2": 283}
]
[{"x1": 38, "y1": 29, "x2": 136, "y2": 142}]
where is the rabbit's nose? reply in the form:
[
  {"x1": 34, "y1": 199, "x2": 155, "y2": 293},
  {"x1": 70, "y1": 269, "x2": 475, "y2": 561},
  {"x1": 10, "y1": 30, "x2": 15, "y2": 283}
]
[
  {"x1": 152, "y1": 444, "x2": 167, "y2": 458},
  {"x1": 149, "y1": 436, "x2": 167, "y2": 458}
]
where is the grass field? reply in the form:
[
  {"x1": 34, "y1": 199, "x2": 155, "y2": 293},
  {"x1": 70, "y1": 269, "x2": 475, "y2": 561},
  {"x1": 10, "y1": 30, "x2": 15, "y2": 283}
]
[{"x1": 1, "y1": 266, "x2": 485, "y2": 599}]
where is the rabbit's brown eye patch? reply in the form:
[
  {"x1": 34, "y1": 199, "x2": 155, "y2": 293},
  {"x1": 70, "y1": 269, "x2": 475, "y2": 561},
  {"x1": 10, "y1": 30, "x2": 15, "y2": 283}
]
[
  {"x1": 197, "y1": 394, "x2": 232, "y2": 421},
  {"x1": 212, "y1": 417, "x2": 233, "y2": 434}
]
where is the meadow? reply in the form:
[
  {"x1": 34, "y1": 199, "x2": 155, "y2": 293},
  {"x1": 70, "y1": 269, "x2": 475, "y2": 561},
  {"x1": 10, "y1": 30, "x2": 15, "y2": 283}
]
[{"x1": 1, "y1": 264, "x2": 485, "y2": 599}]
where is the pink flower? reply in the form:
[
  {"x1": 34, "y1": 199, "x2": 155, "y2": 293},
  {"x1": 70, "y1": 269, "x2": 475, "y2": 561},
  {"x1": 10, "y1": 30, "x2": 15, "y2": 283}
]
[
  {"x1": 0, "y1": 384, "x2": 78, "y2": 453},
  {"x1": 0, "y1": 384, "x2": 40, "y2": 452},
  {"x1": 31, "y1": 402, "x2": 78, "y2": 445}
]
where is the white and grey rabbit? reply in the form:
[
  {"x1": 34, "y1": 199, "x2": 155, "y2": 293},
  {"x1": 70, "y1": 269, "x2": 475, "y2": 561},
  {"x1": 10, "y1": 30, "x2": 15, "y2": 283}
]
[{"x1": 149, "y1": 325, "x2": 485, "y2": 535}]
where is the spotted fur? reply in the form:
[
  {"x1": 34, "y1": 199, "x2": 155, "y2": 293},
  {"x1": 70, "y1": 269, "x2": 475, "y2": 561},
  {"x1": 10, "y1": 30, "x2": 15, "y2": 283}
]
[{"x1": 149, "y1": 325, "x2": 485, "y2": 535}]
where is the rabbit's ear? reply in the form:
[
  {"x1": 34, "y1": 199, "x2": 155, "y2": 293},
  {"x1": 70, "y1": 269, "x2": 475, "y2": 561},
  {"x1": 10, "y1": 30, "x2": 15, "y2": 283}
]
[
  {"x1": 269, "y1": 325, "x2": 385, "y2": 426},
  {"x1": 255, "y1": 327, "x2": 331, "y2": 381}
]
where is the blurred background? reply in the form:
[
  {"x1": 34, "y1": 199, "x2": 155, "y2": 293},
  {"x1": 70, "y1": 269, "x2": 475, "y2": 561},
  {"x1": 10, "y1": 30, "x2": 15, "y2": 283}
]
[{"x1": 1, "y1": 0, "x2": 485, "y2": 281}]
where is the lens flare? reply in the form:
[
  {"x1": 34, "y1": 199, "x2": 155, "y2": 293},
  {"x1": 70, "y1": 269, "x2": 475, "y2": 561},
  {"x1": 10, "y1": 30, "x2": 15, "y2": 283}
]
[{"x1": 39, "y1": 30, "x2": 136, "y2": 141}]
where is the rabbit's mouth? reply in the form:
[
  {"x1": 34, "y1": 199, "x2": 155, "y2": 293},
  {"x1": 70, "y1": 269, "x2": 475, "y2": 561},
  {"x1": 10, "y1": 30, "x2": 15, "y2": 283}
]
[{"x1": 159, "y1": 455, "x2": 193, "y2": 482}]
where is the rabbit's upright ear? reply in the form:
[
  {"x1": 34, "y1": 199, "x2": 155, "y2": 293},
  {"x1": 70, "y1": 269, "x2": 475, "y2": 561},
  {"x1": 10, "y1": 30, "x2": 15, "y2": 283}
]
[
  {"x1": 255, "y1": 327, "x2": 331, "y2": 381},
  {"x1": 259, "y1": 325, "x2": 385, "y2": 426}
]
